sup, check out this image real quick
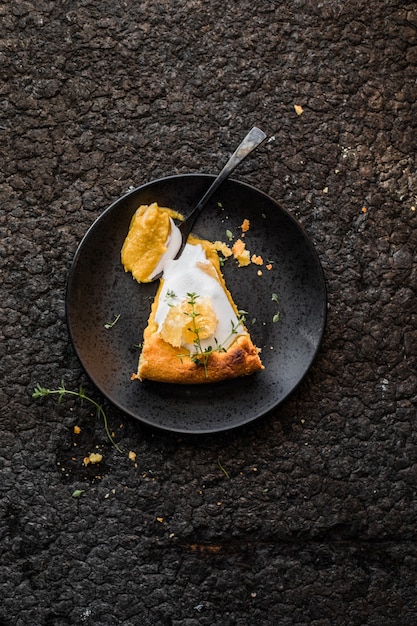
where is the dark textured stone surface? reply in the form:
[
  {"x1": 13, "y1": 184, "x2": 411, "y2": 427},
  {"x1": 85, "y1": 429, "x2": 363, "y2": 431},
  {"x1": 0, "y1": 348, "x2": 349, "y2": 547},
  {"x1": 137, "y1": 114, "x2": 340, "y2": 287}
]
[{"x1": 1, "y1": 0, "x2": 417, "y2": 624}]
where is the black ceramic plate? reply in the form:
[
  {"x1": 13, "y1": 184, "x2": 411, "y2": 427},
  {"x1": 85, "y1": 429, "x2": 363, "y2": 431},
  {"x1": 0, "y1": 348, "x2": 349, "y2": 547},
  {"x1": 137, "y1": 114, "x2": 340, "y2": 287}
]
[{"x1": 66, "y1": 174, "x2": 326, "y2": 434}]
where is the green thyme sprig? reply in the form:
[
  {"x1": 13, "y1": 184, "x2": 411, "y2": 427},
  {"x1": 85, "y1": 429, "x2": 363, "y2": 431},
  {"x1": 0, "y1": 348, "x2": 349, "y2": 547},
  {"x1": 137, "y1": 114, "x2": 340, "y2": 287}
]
[
  {"x1": 272, "y1": 293, "x2": 281, "y2": 323},
  {"x1": 32, "y1": 382, "x2": 123, "y2": 453},
  {"x1": 104, "y1": 314, "x2": 121, "y2": 329},
  {"x1": 178, "y1": 293, "x2": 244, "y2": 377},
  {"x1": 164, "y1": 290, "x2": 177, "y2": 306}
]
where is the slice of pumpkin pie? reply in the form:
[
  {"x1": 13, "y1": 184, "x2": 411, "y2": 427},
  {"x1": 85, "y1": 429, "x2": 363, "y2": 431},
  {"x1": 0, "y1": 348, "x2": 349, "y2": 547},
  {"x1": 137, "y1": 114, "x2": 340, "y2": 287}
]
[{"x1": 122, "y1": 203, "x2": 263, "y2": 384}]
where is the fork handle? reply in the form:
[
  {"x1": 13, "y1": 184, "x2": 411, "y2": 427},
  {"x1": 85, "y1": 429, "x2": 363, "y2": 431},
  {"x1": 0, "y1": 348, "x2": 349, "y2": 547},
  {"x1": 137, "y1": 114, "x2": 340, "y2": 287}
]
[{"x1": 179, "y1": 127, "x2": 267, "y2": 241}]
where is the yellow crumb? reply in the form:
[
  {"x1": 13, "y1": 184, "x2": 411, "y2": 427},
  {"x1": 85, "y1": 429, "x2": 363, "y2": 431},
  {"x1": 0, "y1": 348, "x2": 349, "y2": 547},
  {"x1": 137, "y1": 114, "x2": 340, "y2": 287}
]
[
  {"x1": 294, "y1": 104, "x2": 303, "y2": 115},
  {"x1": 232, "y1": 238, "x2": 246, "y2": 257},
  {"x1": 84, "y1": 452, "x2": 102, "y2": 466},
  {"x1": 266, "y1": 264, "x2": 273, "y2": 270},
  {"x1": 241, "y1": 219, "x2": 250, "y2": 232},
  {"x1": 213, "y1": 241, "x2": 233, "y2": 257},
  {"x1": 257, "y1": 270, "x2": 263, "y2": 276},
  {"x1": 128, "y1": 451, "x2": 137, "y2": 462},
  {"x1": 238, "y1": 250, "x2": 251, "y2": 266},
  {"x1": 73, "y1": 425, "x2": 81, "y2": 435},
  {"x1": 361, "y1": 206, "x2": 367, "y2": 213},
  {"x1": 232, "y1": 239, "x2": 251, "y2": 267},
  {"x1": 251, "y1": 254, "x2": 263, "y2": 265}
]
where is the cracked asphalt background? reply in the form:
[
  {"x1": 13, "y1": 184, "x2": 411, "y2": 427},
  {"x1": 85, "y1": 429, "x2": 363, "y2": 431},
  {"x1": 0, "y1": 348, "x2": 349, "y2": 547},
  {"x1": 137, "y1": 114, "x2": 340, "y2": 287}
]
[{"x1": 1, "y1": 0, "x2": 417, "y2": 624}]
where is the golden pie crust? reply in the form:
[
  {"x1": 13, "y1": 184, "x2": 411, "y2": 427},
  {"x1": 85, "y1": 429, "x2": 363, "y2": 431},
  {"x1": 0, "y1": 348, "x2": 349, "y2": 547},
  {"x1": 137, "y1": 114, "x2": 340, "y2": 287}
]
[{"x1": 135, "y1": 328, "x2": 263, "y2": 384}]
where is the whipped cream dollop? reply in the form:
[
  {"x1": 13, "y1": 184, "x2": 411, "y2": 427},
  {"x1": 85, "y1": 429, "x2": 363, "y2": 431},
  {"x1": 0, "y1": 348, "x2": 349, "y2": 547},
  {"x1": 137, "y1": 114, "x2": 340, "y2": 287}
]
[
  {"x1": 148, "y1": 218, "x2": 182, "y2": 280},
  {"x1": 154, "y1": 243, "x2": 243, "y2": 351}
]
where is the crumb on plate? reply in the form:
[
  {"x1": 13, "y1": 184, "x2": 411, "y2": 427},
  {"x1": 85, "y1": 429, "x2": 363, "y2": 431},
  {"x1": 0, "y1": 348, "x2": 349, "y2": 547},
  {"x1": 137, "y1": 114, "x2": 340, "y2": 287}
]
[
  {"x1": 232, "y1": 239, "x2": 251, "y2": 266},
  {"x1": 251, "y1": 254, "x2": 263, "y2": 265},
  {"x1": 213, "y1": 241, "x2": 233, "y2": 257},
  {"x1": 241, "y1": 219, "x2": 250, "y2": 232}
]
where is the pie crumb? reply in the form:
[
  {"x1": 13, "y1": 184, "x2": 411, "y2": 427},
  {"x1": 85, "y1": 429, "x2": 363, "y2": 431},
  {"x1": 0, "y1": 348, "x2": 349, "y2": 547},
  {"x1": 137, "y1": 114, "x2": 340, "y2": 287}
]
[
  {"x1": 213, "y1": 241, "x2": 233, "y2": 257},
  {"x1": 241, "y1": 219, "x2": 250, "y2": 232},
  {"x1": 84, "y1": 452, "x2": 103, "y2": 465},
  {"x1": 232, "y1": 239, "x2": 251, "y2": 266},
  {"x1": 251, "y1": 254, "x2": 263, "y2": 266}
]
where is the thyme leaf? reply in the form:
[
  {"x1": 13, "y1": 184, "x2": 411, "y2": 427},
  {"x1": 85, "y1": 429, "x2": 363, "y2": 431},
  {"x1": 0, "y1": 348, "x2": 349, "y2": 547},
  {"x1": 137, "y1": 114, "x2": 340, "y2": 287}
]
[
  {"x1": 271, "y1": 293, "x2": 281, "y2": 323},
  {"x1": 164, "y1": 290, "x2": 177, "y2": 306},
  {"x1": 104, "y1": 314, "x2": 121, "y2": 329}
]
